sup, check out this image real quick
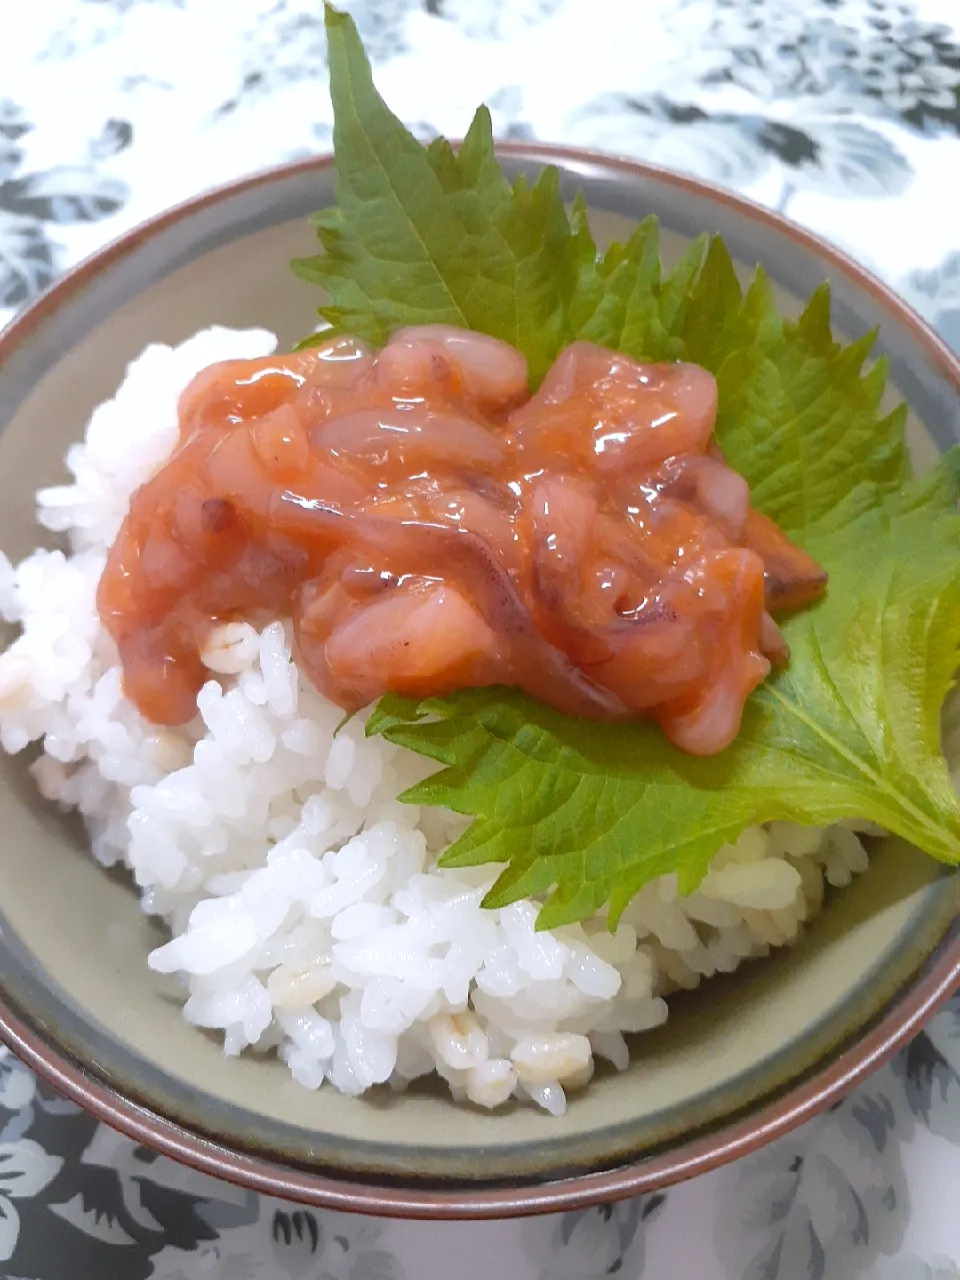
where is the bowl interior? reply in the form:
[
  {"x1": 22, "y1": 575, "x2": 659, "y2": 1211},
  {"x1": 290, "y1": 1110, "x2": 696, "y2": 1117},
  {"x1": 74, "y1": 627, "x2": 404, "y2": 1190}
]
[{"x1": 0, "y1": 154, "x2": 958, "y2": 1199}]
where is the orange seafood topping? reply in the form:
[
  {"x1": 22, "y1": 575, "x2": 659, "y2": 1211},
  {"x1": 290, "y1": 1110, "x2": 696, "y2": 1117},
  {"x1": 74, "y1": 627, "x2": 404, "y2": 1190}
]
[{"x1": 97, "y1": 326, "x2": 826, "y2": 755}]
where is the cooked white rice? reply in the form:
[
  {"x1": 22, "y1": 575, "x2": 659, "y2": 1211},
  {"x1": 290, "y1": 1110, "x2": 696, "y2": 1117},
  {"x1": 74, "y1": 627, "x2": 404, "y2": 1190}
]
[{"x1": 0, "y1": 328, "x2": 884, "y2": 1115}]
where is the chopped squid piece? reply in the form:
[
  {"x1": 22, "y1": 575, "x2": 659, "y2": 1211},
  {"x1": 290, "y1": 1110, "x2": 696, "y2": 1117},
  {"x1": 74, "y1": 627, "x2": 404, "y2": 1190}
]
[
  {"x1": 384, "y1": 325, "x2": 530, "y2": 410},
  {"x1": 302, "y1": 581, "x2": 500, "y2": 708},
  {"x1": 513, "y1": 342, "x2": 719, "y2": 471},
  {"x1": 742, "y1": 509, "x2": 828, "y2": 612},
  {"x1": 97, "y1": 328, "x2": 826, "y2": 756},
  {"x1": 656, "y1": 550, "x2": 771, "y2": 755}
]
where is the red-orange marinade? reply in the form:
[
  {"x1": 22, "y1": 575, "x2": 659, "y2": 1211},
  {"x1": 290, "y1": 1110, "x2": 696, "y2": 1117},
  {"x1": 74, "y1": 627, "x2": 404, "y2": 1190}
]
[{"x1": 96, "y1": 325, "x2": 826, "y2": 756}]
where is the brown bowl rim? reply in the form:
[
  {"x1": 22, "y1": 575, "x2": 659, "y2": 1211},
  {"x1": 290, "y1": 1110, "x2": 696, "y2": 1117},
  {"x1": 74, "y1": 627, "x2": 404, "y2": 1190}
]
[{"x1": 0, "y1": 143, "x2": 959, "y2": 1220}]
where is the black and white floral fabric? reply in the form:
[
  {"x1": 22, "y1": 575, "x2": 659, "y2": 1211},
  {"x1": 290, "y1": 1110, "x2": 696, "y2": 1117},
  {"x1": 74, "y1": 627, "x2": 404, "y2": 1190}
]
[{"x1": 1, "y1": 0, "x2": 959, "y2": 1275}]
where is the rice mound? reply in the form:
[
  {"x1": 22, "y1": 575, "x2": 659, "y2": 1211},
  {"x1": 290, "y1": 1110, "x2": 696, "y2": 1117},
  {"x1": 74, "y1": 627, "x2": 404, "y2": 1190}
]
[{"x1": 0, "y1": 329, "x2": 880, "y2": 1115}]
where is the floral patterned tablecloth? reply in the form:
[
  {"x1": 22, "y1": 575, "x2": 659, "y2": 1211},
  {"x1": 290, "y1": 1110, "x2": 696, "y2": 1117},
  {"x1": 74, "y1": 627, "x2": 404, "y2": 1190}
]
[{"x1": 1, "y1": 1, "x2": 960, "y2": 1276}]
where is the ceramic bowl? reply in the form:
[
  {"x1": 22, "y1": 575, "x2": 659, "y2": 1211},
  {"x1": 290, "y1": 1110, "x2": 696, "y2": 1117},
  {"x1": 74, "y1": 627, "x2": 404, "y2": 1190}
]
[{"x1": 1, "y1": 147, "x2": 959, "y2": 1220}]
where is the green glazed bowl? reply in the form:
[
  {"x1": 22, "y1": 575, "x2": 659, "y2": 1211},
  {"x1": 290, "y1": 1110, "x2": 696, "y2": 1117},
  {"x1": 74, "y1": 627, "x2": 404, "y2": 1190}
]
[{"x1": 0, "y1": 146, "x2": 958, "y2": 1219}]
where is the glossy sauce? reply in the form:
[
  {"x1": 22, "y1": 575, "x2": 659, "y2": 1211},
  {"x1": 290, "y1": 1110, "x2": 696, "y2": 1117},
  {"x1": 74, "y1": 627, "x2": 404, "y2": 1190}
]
[{"x1": 96, "y1": 326, "x2": 826, "y2": 755}]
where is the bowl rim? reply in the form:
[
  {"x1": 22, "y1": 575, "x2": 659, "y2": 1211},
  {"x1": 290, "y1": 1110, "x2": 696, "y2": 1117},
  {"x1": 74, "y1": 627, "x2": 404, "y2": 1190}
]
[{"x1": 1, "y1": 142, "x2": 959, "y2": 1220}]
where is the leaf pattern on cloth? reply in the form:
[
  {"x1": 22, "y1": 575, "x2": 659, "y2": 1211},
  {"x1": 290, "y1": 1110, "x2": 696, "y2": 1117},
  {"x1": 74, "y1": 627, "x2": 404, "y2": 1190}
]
[
  {"x1": 0, "y1": 100, "x2": 129, "y2": 312},
  {"x1": 0, "y1": 1141, "x2": 63, "y2": 1262},
  {"x1": 78, "y1": 1125, "x2": 249, "y2": 1235},
  {"x1": 716, "y1": 1070, "x2": 910, "y2": 1280},
  {"x1": 900, "y1": 251, "x2": 960, "y2": 357},
  {"x1": 47, "y1": 1192, "x2": 136, "y2": 1246},
  {"x1": 567, "y1": 96, "x2": 912, "y2": 207},
  {"x1": 893, "y1": 994, "x2": 960, "y2": 1143},
  {"x1": 147, "y1": 1199, "x2": 406, "y2": 1280},
  {"x1": 0, "y1": 1109, "x2": 222, "y2": 1279},
  {"x1": 757, "y1": 118, "x2": 912, "y2": 196},
  {"x1": 87, "y1": 117, "x2": 134, "y2": 161},
  {"x1": 0, "y1": 1141, "x2": 63, "y2": 1201},
  {"x1": 0, "y1": 1049, "x2": 36, "y2": 1116},
  {"x1": 0, "y1": 1193, "x2": 20, "y2": 1266},
  {"x1": 0, "y1": 168, "x2": 128, "y2": 224},
  {"x1": 706, "y1": 0, "x2": 960, "y2": 132},
  {"x1": 565, "y1": 95, "x2": 773, "y2": 188},
  {"x1": 527, "y1": 1194, "x2": 664, "y2": 1278},
  {"x1": 0, "y1": 213, "x2": 58, "y2": 308}
]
